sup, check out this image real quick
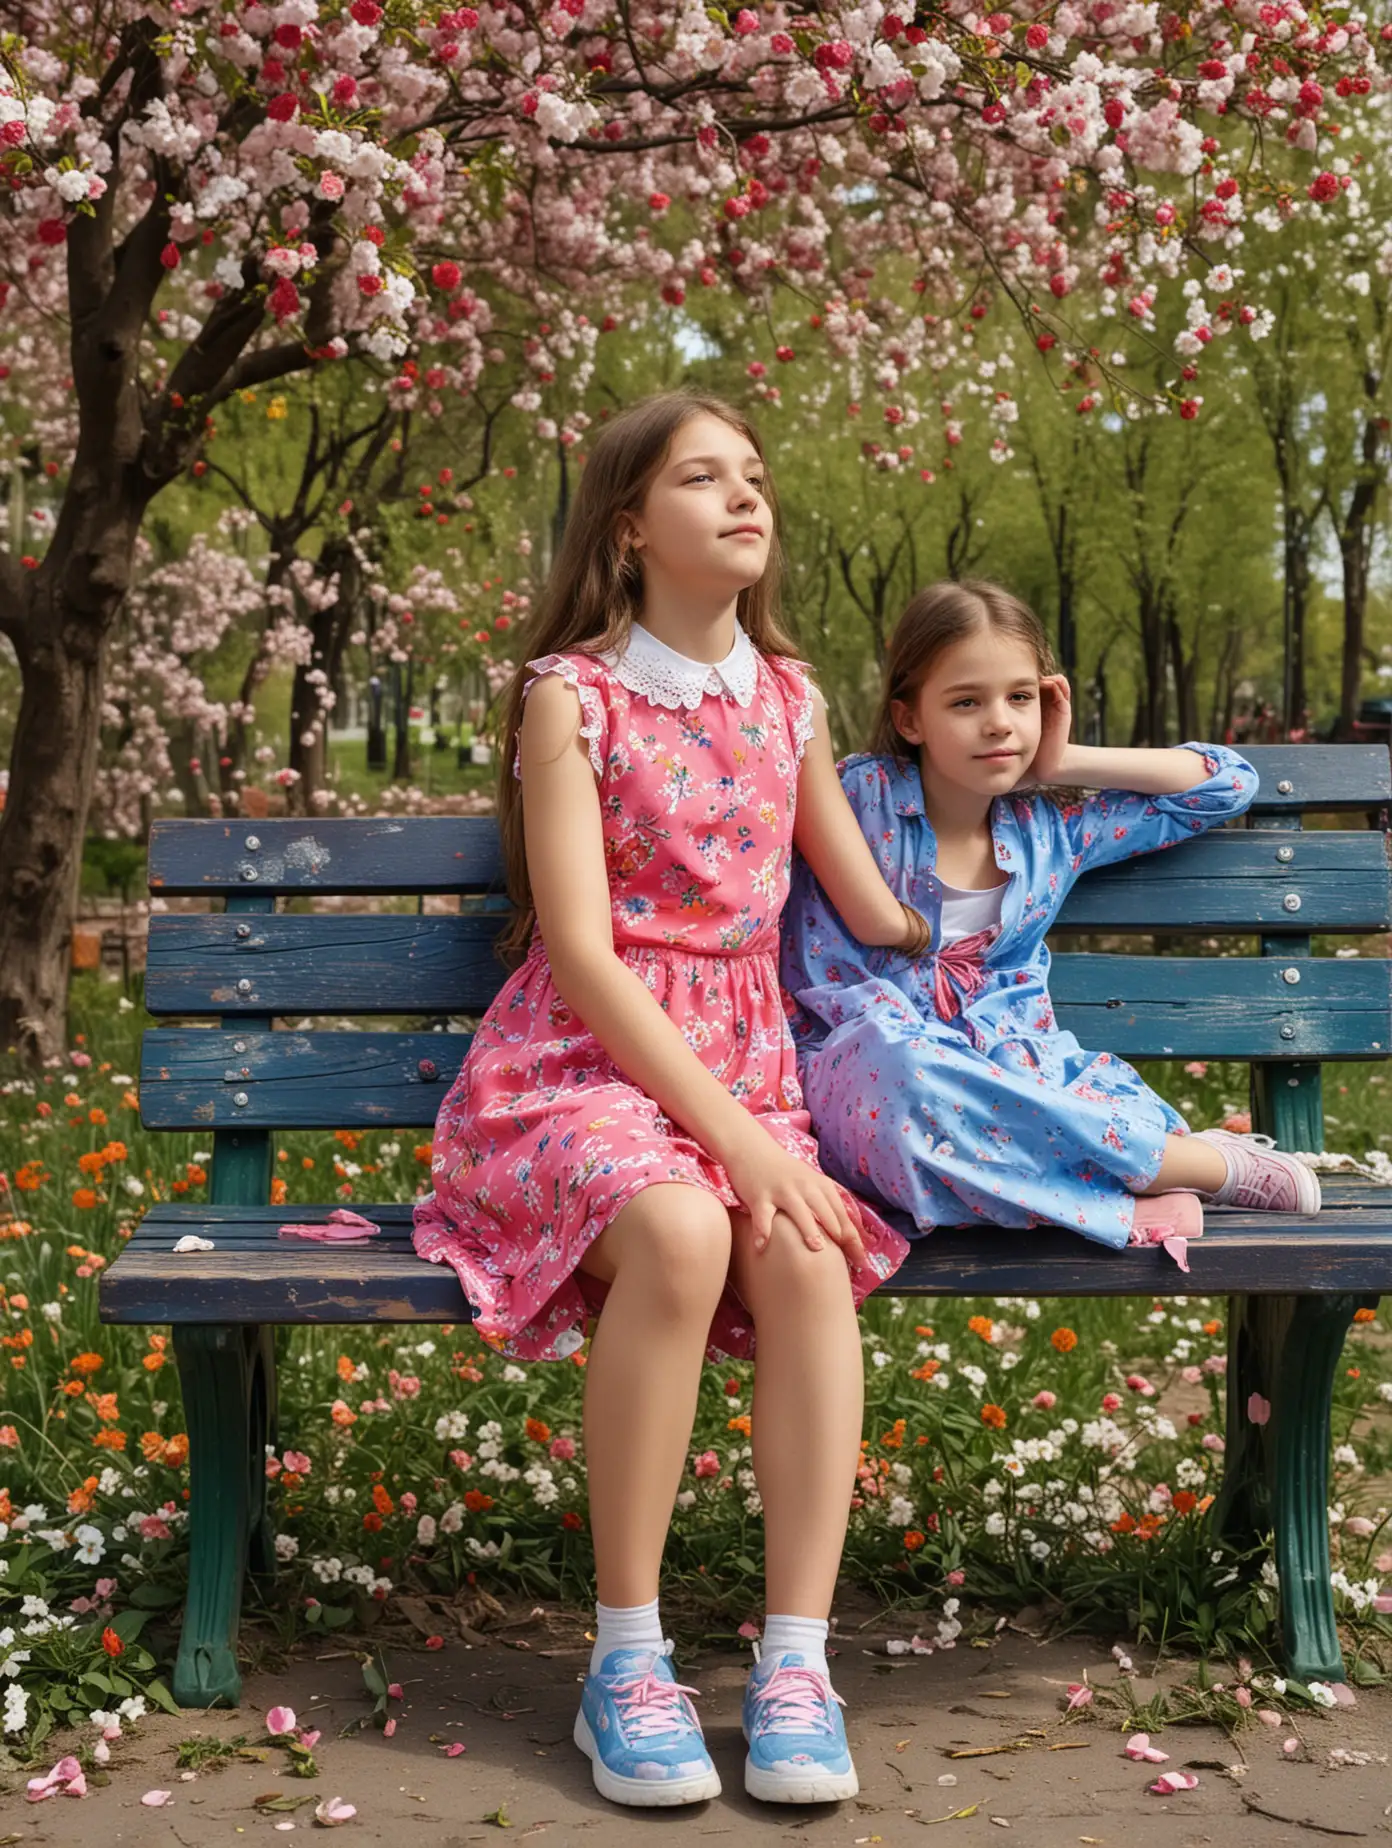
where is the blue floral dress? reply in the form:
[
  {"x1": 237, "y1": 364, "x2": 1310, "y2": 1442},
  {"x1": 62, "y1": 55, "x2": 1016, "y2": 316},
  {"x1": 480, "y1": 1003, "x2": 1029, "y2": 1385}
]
[{"x1": 779, "y1": 745, "x2": 1259, "y2": 1248}]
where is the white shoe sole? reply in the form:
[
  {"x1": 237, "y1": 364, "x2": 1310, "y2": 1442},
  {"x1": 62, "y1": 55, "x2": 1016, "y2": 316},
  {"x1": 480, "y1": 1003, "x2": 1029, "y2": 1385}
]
[
  {"x1": 744, "y1": 1756, "x2": 860, "y2": 1804},
  {"x1": 573, "y1": 1709, "x2": 721, "y2": 1807}
]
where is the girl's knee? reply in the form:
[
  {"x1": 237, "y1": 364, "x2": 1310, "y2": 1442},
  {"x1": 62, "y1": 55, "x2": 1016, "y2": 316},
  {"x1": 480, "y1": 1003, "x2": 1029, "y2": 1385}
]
[
  {"x1": 734, "y1": 1213, "x2": 855, "y2": 1308},
  {"x1": 608, "y1": 1186, "x2": 732, "y2": 1317}
]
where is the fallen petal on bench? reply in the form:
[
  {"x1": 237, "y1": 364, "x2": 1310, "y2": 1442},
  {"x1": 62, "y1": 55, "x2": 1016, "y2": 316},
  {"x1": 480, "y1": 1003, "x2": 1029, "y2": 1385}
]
[
  {"x1": 172, "y1": 1234, "x2": 216, "y2": 1253},
  {"x1": 278, "y1": 1208, "x2": 382, "y2": 1243}
]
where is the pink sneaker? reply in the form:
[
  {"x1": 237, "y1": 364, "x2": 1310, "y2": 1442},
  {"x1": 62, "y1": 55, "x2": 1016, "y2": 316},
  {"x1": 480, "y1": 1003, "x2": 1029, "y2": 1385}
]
[{"x1": 1191, "y1": 1129, "x2": 1322, "y2": 1215}]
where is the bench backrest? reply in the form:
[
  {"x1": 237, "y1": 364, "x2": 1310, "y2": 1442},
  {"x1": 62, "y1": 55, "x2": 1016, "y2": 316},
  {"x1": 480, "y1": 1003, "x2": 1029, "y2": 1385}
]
[{"x1": 139, "y1": 745, "x2": 1392, "y2": 1204}]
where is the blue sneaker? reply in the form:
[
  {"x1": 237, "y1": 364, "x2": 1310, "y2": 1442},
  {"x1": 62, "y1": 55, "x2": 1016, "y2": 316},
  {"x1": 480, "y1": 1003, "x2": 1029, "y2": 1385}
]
[
  {"x1": 742, "y1": 1650, "x2": 859, "y2": 1803},
  {"x1": 573, "y1": 1645, "x2": 721, "y2": 1807}
]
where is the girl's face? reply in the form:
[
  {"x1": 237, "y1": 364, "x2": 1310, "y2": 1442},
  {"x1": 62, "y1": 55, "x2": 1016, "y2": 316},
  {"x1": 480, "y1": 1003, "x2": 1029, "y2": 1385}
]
[
  {"x1": 622, "y1": 411, "x2": 771, "y2": 598},
  {"x1": 891, "y1": 627, "x2": 1044, "y2": 798}
]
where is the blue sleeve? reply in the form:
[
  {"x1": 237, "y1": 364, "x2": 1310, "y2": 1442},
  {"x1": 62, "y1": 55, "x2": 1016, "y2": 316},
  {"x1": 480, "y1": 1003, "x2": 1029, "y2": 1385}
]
[
  {"x1": 780, "y1": 755, "x2": 915, "y2": 1045},
  {"x1": 1059, "y1": 742, "x2": 1259, "y2": 875}
]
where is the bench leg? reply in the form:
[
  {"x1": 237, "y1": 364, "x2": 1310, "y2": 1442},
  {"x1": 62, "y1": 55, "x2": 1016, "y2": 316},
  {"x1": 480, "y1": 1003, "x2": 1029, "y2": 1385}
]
[
  {"x1": 172, "y1": 1322, "x2": 273, "y2": 1707},
  {"x1": 1212, "y1": 1292, "x2": 1377, "y2": 1683}
]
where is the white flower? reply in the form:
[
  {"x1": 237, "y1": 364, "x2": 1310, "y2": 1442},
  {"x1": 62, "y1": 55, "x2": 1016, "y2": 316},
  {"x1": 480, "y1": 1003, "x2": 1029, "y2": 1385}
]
[
  {"x1": 73, "y1": 1525, "x2": 105, "y2": 1565},
  {"x1": 501, "y1": 1365, "x2": 527, "y2": 1384},
  {"x1": 3, "y1": 1682, "x2": 28, "y2": 1734},
  {"x1": 117, "y1": 1696, "x2": 146, "y2": 1723},
  {"x1": 434, "y1": 1411, "x2": 470, "y2": 1442},
  {"x1": 1309, "y1": 1681, "x2": 1337, "y2": 1708},
  {"x1": 274, "y1": 1533, "x2": 299, "y2": 1561}
]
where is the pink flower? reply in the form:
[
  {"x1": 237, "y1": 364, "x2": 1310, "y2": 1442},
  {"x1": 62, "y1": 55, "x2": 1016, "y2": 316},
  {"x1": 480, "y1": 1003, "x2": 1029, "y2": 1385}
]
[
  {"x1": 316, "y1": 1797, "x2": 358, "y2": 1825},
  {"x1": 549, "y1": 1436, "x2": 576, "y2": 1462},
  {"x1": 1032, "y1": 1390, "x2": 1056, "y2": 1410},
  {"x1": 1220, "y1": 1110, "x2": 1252, "y2": 1134},
  {"x1": 1247, "y1": 1393, "x2": 1271, "y2": 1426},
  {"x1": 737, "y1": 1621, "x2": 761, "y2": 1639},
  {"x1": 26, "y1": 1757, "x2": 87, "y2": 1802},
  {"x1": 94, "y1": 1577, "x2": 117, "y2": 1598},
  {"x1": 297, "y1": 1728, "x2": 321, "y2": 1747},
  {"x1": 1234, "y1": 1688, "x2": 1252, "y2": 1708},
  {"x1": 383, "y1": 1717, "x2": 397, "y2": 1738},
  {"x1": 141, "y1": 1790, "x2": 173, "y2": 1807},
  {"x1": 1373, "y1": 1593, "x2": 1392, "y2": 1615},
  {"x1": 282, "y1": 1450, "x2": 311, "y2": 1474},
  {"x1": 1125, "y1": 1374, "x2": 1156, "y2": 1397},
  {"x1": 441, "y1": 1741, "x2": 466, "y2": 1756},
  {"x1": 1343, "y1": 1515, "x2": 1375, "y2": 1536},
  {"x1": 946, "y1": 1569, "x2": 965, "y2": 1586},
  {"x1": 1201, "y1": 1434, "x2": 1225, "y2": 1453},
  {"x1": 265, "y1": 1706, "x2": 297, "y2": 1736},
  {"x1": 1149, "y1": 1771, "x2": 1199, "y2": 1794},
  {"x1": 1066, "y1": 1683, "x2": 1093, "y2": 1711},
  {"x1": 1183, "y1": 1061, "x2": 1208, "y2": 1077},
  {"x1": 138, "y1": 1515, "x2": 172, "y2": 1541},
  {"x1": 1100, "y1": 1393, "x2": 1122, "y2": 1413},
  {"x1": 1256, "y1": 1708, "x2": 1283, "y2": 1726},
  {"x1": 1125, "y1": 1732, "x2": 1169, "y2": 1763},
  {"x1": 387, "y1": 1682, "x2": 404, "y2": 1700},
  {"x1": 693, "y1": 1450, "x2": 720, "y2": 1479}
]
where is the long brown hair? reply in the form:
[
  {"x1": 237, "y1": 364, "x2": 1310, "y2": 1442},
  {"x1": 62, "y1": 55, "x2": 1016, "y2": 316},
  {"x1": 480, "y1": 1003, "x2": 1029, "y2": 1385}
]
[
  {"x1": 869, "y1": 578, "x2": 1056, "y2": 760},
  {"x1": 496, "y1": 389, "x2": 799, "y2": 956}
]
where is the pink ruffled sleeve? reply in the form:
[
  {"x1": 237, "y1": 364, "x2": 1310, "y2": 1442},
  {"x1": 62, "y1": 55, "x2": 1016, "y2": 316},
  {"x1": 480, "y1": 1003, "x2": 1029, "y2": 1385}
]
[
  {"x1": 764, "y1": 654, "x2": 818, "y2": 767},
  {"x1": 513, "y1": 653, "x2": 608, "y2": 782}
]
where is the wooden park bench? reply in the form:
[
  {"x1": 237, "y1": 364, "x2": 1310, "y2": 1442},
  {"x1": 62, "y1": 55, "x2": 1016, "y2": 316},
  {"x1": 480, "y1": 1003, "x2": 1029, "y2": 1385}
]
[{"x1": 99, "y1": 744, "x2": 1392, "y2": 1708}]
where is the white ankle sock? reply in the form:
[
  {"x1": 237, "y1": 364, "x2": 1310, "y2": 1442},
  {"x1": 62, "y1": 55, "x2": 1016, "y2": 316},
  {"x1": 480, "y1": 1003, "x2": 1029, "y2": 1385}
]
[
  {"x1": 591, "y1": 1597, "x2": 665, "y2": 1675},
  {"x1": 760, "y1": 1614, "x2": 830, "y2": 1678}
]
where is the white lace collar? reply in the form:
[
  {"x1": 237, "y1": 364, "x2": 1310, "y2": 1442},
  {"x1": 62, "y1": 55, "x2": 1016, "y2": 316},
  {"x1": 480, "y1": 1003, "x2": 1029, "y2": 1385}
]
[{"x1": 606, "y1": 620, "x2": 758, "y2": 712}]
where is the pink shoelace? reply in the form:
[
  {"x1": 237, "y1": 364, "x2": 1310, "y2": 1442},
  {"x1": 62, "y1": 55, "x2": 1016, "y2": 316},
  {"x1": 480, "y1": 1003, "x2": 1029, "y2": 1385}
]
[
  {"x1": 611, "y1": 1665, "x2": 703, "y2": 1741},
  {"x1": 750, "y1": 1661, "x2": 845, "y2": 1735}
]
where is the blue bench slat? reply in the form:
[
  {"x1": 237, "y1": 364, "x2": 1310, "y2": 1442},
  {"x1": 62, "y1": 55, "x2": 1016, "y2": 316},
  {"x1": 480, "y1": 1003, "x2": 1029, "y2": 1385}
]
[
  {"x1": 141, "y1": 1030, "x2": 474, "y2": 1129},
  {"x1": 149, "y1": 817, "x2": 505, "y2": 897},
  {"x1": 146, "y1": 805, "x2": 1390, "y2": 902},
  {"x1": 144, "y1": 913, "x2": 507, "y2": 1017},
  {"x1": 1239, "y1": 744, "x2": 1390, "y2": 812},
  {"x1": 1054, "y1": 829, "x2": 1390, "y2": 932},
  {"x1": 1049, "y1": 954, "x2": 1392, "y2": 1060},
  {"x1": 97, "y1": 1186, "x2": 1392, "y2": 1323},
  {"x1": 140, "y1": 917, "x2": 1392, "y2": 1059}
]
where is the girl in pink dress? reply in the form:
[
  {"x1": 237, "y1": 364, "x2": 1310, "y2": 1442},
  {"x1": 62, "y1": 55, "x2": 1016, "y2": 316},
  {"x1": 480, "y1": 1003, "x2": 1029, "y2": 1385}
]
[{"x1": 413, "y1": 391, "x2": 929, "y2": 1811}]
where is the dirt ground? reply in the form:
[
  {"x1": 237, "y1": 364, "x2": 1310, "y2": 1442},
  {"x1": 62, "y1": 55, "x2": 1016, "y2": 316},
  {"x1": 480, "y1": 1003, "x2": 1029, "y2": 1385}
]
[{"x1": 7, "y1": 1600, "x2": 1392, "y2": 1847}]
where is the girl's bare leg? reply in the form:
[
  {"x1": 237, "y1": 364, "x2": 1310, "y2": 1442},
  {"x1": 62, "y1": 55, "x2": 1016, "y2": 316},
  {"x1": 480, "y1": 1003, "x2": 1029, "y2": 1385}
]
[
  {"x1": 727, "y1": 1211, "x2": 863, "y2": 1617},
  {"x1": 1140, "y1": 1133, "x2": 1228, "y2": 1196},
  {"x1": 576, "y1": 1184, "x2": 732, "y2": 1607}
]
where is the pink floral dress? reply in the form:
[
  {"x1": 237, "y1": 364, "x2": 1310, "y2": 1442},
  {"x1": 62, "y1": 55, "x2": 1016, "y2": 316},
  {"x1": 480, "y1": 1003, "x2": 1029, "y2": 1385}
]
[{"x1": 412, "y1": 623, "x2": 910, "y2": 1362}]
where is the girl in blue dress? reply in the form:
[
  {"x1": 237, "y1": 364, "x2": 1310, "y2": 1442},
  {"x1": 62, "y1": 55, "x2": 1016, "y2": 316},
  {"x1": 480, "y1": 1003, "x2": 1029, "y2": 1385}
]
[{"x1": 780, "y1": 578, "x2": 1323, "y2": 1249}]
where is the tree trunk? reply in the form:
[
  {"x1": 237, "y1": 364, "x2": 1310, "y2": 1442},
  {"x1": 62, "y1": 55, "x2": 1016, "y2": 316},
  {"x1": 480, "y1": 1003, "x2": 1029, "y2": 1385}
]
[
  {"x1": 1283, "y1": 511, "x2": 1313, "y2": 736},
  {"x1": 0, "y1": 600, "x2": 114, "y2": 1059},
  {"x1": 1133, "y1": 591, "x2": 1167, "y2": 745},
  {"x1": 1334, "y1": 409, "x2": 1382, "y2": 738},
  {"x1": 288, "y1": 538, "x2": 362, "y2": 813}
]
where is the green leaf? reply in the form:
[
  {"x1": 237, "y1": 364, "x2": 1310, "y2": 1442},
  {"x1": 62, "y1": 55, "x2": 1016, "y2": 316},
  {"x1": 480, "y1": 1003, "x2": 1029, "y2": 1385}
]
[
  {"x1": 106, "y1": 1608, "x2": 150, "y2": 1644},
  {"x1": 81, "y1": 1671, "x2": 112, "y2": 1696},
  {"x1": 361, "y1": 1660, "x2": 387, "y2": 1698},
  {"x1": 129, "y1": 1582, "x2": 184, "y2": 1609},
  {"x1": 145, "y1": 1680, "x2": 184, "y2": 1718},
  {"x1": 482, "y1": 1806, "x2": 512, "y2": 1827}
]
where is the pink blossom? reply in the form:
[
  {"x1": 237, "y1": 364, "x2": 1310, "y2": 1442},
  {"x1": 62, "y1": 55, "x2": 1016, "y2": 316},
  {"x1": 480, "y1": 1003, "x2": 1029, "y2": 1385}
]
[
  {"x1": 1149, "y1": 1771, "x2": 1199, "y2": 1794},
  {"x1": 1343, "y1": 1515, "x2": 1375, "y2": 1537},
  {"x1": 265, "y1": 1706, "x2": 297, "y2": 1736},
  {"x1": 282, "y1": 1450, "x2": 311, "y2": 1474},
  {"x1": 1032, "y1": 1390, "x2": 1056, "y2": 1410},
  {"x1": 138, "y1": 1515, "x2": 172, "y2": 1541},
  {"x1": 549, "y1": 1436, "x2": 576, "y2": 1461},
  {"x1": 141, "y1": 1790, "x2": 173, "y2": 1807},
  {"x1": 1125, "y1": 1732, "x2": 1169, "y2": 1762},
  {"x1": 1101, "y1": 1393, "x2": 1122, "y2": 1413},
  {"x1": 26, "y1": 1757, "x2": 87, "y2": 1802},
  {"x1": 1247, "y1": 1393, "x2": 1271, "y2": 1426},
  {"x1": 693, "y1": 1450, "x2": 720, "y2": 1478},
  {"x1": 441, "y1": 1741, "x2": 466, "y2": 1756},
  {"x1": 1066, "y1": 1683, "x2": 1093, "y2": 1710}
]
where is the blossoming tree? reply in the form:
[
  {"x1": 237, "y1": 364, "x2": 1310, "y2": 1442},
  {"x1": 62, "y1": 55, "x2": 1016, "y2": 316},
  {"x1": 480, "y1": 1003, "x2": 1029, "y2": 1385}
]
[{"x1": 1, "y1": 0, "x2": 1388, "y2": 1056}]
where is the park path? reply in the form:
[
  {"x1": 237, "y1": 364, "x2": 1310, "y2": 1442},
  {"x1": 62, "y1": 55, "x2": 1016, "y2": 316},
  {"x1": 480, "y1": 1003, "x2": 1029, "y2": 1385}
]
[{"x1": 10, "y1": 1600, "x2": 1392, "y2": 1846}]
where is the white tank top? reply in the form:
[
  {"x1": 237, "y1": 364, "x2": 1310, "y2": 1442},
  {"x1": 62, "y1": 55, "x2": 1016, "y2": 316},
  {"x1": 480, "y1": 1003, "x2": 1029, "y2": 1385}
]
[{"x1": 937, "y1": 876, "x2": 1006, "y2": 945}]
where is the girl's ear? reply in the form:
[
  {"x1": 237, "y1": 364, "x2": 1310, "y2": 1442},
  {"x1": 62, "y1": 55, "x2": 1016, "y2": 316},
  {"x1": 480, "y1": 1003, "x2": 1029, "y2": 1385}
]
[{"x1": 889, "y1": 697, "x2": 921, "y2": 745}]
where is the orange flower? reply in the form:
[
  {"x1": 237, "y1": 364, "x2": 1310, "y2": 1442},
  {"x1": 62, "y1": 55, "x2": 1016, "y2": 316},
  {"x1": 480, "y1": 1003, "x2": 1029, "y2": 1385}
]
[
  {"x1": 903, "y1": 1530, "x2": 926, "y2": 1551},
  {"x1": 93, "y1": 1429, "x2": 127, "y2": 1450},
  {"x1": 301, "y1": 1157, "x2": 315, "y2": 1171},
  {"x1": 186, "y1": 1163, "x2": 207, "y2": 1186},
  {"x1": 62, "y1": 1378, "x2": 86, "y2": 1397},
  {"x1": 103, "y1": 1141, "x2": 128, "y2": 1163},
  {"x1": 914, "y1": 1325, "x2": 934, "y2": 1337},
  {"x1": 414, "y1": 1143, "x2": 434, "y2": 1165},
  {"x1": 463, "y1": 1488, "x2": 494, "y2": 1513},
  {"x1": 1110, "y1": 1511, "x2": 1137, "y2": 1535},
  {"x1": 15, "y1": 1161, "x2": 48, "y2": 1191},
  {"x1": 163, "y1": 1433, "x2": 189, "y2": 1467},
  {"x1": 525, "y1": 1417, "x2": 551, "y2": 1443},
  {"x1": 337, "y1": 1354, "x2": 357, "y2": 1382},
  {"x1": 101, "y1": 1626, "x2": 124, "y2": 1657},
  {"x1": 142, "y1": 1351, "x2": 166, "y2": 1372},
  {"x1": 2, "y1": 1328, "x2": 33, "y2": 1350},
  {"x1": 141, "y1": 1431, "x2": 167, "y2": 1460},
  {"x1": 335, "y1": 1130, "x2": 362, "y2": 1151},
  {"x1": 331, "y1": 1399, "x2": 357, "y2": 1428},
  {"x1": 1354, "y1": 1307, "x2": 1376, "y2": 1324},
  {"x1": 1171, "y1": 1490, "x2": 1198, "y2": 1515},
  {"x1": 980, "y1": 1403, "x2": 1007, "y2": 1430},
  {"x1": 1051, "y1": 1327, "x2": 1078, "y2": 1353},
  {"x1": 727, "y1": 1413, "x2": 752, "y2": 1437},
  {"x1": 372, "y1": 1483, "x2": 395, "y2": 1516},
  {"x1": 88, "y1": 1391, "x2": 120, "y2": 1423},
  {"x1": 1202, "y1": 1319, "x2": 1222, "y2": 1336},
  {"x1": 72, "y1": 1188, "x2": 100, "y2": 1210},
  {"x1": 270, "y1": 1177, "x2": 288, "y2": 1205},
  {"x1": 70, "y1": 1352, "x2": 104, "y2": 1376},
  {"x1": 968, "y1": 1315, "x2": 994, "y2": 1343},
  {"x1": 912, "y1": 1359, "x2": 941, "y2": 1382},
  {"x1": 78, "y1": 1150, "x2": 108, "y2": 1176},
  {"x1": 362, "y1": 1512, "x2": 383, "y2": 1533},
  {"x1": 67, "y1": 1475, "x2": 100, "y2": 1514},
  {"x1": 881, "y1": 1418, "x2": 906, "y2": 1450},
  {"x1": 89, "y1": 1107, "x2": 108, "y2": 1127}
]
